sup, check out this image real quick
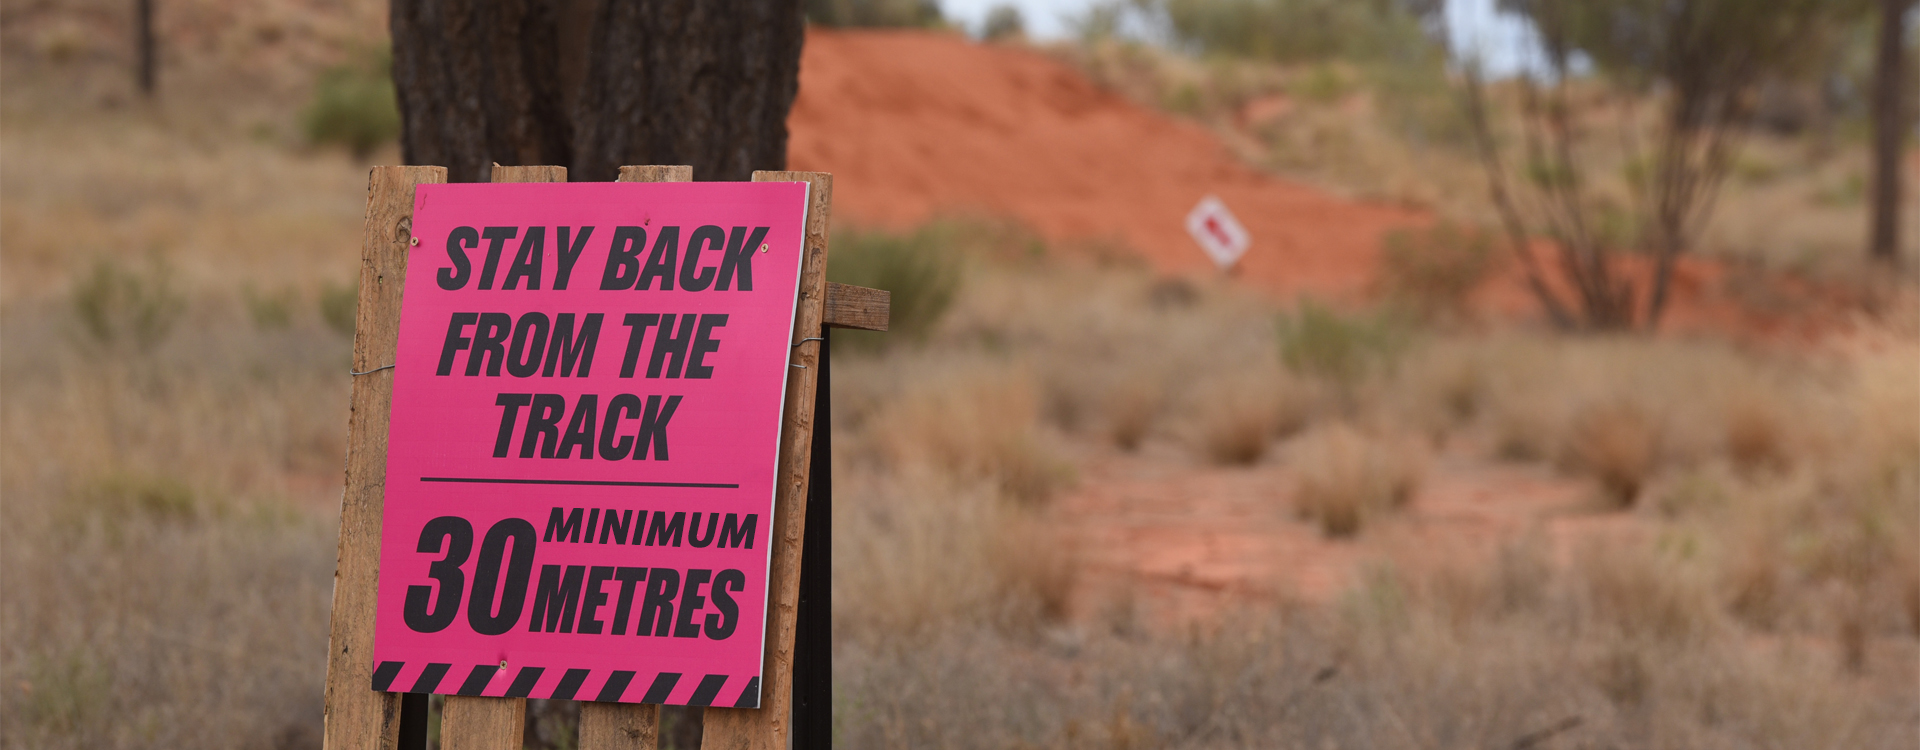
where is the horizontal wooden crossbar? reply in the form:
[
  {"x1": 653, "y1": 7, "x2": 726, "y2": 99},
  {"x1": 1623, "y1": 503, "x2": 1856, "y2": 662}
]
[{"x1": 823, "y1": 283, "x2": 889, "y2": 331}]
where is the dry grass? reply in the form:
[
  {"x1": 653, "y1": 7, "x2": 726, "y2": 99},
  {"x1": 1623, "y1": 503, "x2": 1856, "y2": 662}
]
[
  {"x1": 2, "y1": 301, "x2": 352, "y2": 748},
  {"x1": 860, "y1": 362, "x2": 1071, "y2": 508},
  {"x1": 1186, "y1": 369, "x2": 1306, "y2": 466},
  {"x1": 1290, "y1": 423, "x2": 1423, "y2": 537},
  {"x1": 1722, "y1": 388, "x2": 1793, "y2": 473},
  {"x1": 1562, "y1": 400, "x2": 1663, "y2": 508}
]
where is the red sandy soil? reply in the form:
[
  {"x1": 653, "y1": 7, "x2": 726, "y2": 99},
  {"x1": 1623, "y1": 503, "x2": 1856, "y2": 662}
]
[
  {"x1": 789, "y1": 29, "x2": 1423, "y2": 303},
  {"x1": 788, "y1": 28, "x2": 1860, "y2": 337},
  {"x1": 1055, "y1": 440, "x2": 1640, "y2": 624}
]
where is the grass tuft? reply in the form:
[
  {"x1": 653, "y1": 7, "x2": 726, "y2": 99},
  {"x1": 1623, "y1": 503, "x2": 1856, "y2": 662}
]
[
  {"x1": 1291, "y1": 423, "x2": 1422, "y2": 538},
  {"x1": 1562, "y1": 400, "x2": 1661, "y2": 509}
]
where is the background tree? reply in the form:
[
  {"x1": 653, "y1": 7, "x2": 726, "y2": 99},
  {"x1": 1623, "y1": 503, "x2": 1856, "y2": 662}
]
[
  {"x1": 1869, "y1": 0, "x2": 1915, "y2": 264},
  {"x1": 981, "y1": 4, "x2": 1027, "y2": 41},
  {"x1": 390, "y1": 0, "x2": 804, "y2": 182},
  {"x1": 804, "y1": 0, "x2": 944, "y2": 27},
  {"x1": 134, "y1": 0, "x2": 154, "y2": 95},
  {"x1": 1467, "y1": 0, "x2": 1839, "y2": 329}
]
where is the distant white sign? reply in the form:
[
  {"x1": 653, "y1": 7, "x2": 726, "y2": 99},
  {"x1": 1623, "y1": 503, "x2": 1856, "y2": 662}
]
[{"x1": 1185, "y1": 196, "x2": 1250, "y2": 271}]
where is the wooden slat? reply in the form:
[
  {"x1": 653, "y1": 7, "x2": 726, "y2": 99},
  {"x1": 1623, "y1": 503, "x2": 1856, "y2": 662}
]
[
  {"x1": 322, "y1": 165, "x2": 446, "y2": 750},
  {"x1": 491, "y1": 163, "x2": 567, "y2": 184},
  {"x1": 579, "y1": 702, "x2": 660, "y2": 750},
  {"x1": 433, "y1": 163, "x2": 570, "y2": 750},
  {"x1": 699, "y1": 171, "x2": 834, "y2": 750},
  {"x1": 440, "y1": 696, "x2": 525, "y2": 750},
  {"x1": 823, "y1": 282, "x2": 889, "y2": 331},
  {"x1": 618, "y1": 164, "x2": 693, "y2": 183},
  {"x1": 572, "y1": 163, "x2": 695, "y2": 750}
]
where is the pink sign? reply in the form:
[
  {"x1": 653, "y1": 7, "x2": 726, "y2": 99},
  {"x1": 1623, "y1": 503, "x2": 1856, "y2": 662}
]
[{"x1": 371, "y1": 181, "x2": 810, "y2": 708}]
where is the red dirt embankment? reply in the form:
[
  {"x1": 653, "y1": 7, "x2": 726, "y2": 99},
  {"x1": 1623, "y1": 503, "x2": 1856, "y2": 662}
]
[
  {"x1": 788, "y1": 30, "x2": 1860, "y2": 336},
  {"x1": 788, "y1": 29, "x2": 1422, "y2": 301}
]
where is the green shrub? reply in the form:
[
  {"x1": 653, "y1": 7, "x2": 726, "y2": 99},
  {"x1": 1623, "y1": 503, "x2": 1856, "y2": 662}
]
[
  {"x1": 319, "y1": 279, "x2": 358, "y2": 338},
  {"x1": 981, "y1": 4, "x2": 1025, "y2": 40},
  {"x1": 1276, "y1": 300, "x2": 1405, "y2": 384},
  {"x1": 72, "y1": 256, "x2": 184, "y2": 348},
  {"x1": 1150, "y1": 0, "x2": 1436, "y2": 65},
  {"x1": 1375, "y1": 221, "x2": 1500, "y2": 322},
  {"x1": 242, "y1": 285, "x2": 294, "y2": 329},
  {"x1": 1296, "y1": 64, "x2": 1352, "y2": 103},
  {"x1": 303, "y1": 49, "x2": 400, "y2": 158},
  {"x1": 827, "y1": 224, "x2": 964, "y2": 348},
  {"x1": 72, "y1": 472, "x2": 199, "y2": 520}
]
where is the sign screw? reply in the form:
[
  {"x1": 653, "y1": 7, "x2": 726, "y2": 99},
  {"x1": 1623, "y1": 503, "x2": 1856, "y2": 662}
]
[
  {"x1": 498, "y1": 660, "x2": 508, "y2": 670},
  {"x1": 409, "y1": 236, "x2": 419, "y2": 246},
  {"x1": 760, "y1": 244, "x2": 769, "y2": 253}
]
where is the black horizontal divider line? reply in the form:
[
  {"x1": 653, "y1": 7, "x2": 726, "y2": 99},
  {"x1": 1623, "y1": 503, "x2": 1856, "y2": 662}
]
[{"x1": 421, "y1": 477, "x2": 739, "y2": 489}]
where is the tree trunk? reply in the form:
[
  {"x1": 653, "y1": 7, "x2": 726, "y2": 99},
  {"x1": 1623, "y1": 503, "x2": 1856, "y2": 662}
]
[
  {"x1": 391, "y1": 0, "x2": 572, "y2": 183},
  {"x1": 134, "y1": 0, "x2": 154, "y2": 96},
  {"x1": 570, "y1": 0, "x2": 802, "y2": 182},
  {"x1": 1870, "y1": 0, "x2": 1914, "y2": 264},
  {"x1": 390, "y1": 0, "x2": 803, "y2": 183}
]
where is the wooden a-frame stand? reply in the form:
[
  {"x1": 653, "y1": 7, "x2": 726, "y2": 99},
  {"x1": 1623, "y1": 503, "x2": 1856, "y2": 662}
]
[{"x1": 321, "y1": 164, "x2": 887, "y2": 750}]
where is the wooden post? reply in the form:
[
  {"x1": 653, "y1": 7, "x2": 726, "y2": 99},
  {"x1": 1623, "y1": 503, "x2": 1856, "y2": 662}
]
[
  {"x1": 789, "y1": 325, "x2": 830, "y2": 749},
  {"x1": 698, "y1": 171, "x2": 833, "y2": 750},
  {"x1": 322, "y1": 165, "x2": 447, "y2": 750}
]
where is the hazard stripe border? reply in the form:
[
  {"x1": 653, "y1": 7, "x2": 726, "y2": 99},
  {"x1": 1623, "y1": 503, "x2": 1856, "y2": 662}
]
[{"x1": 371, "y1": 661, "x2": 760, "y2": 708}]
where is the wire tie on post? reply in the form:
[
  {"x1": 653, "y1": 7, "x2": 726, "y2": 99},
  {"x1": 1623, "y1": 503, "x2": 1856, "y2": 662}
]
[
  {"x1": 351, "y1": 364, "x2": 396, "y2": 376},
  {"x1": 790, "y1": 336, "x2": 824, "y2": 369}
]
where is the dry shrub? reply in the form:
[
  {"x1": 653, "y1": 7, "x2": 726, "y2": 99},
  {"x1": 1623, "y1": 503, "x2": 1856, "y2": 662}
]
[
  {"x1": 1562, "y1": 400, "x2": 1661, "y2": 509},
  {"x1": 989, "y1": 515, "x2": 1078, "y2": 624},
  {"x1": 1574, "y1": 541, "x2": 1719, "y2": 644},
  {"x1": 833, "y1": 473, "x2": 1076, "y2": 638},
  {"x1": 1721, "y1": 532, "x2": 1787, "y2": 630},
  {"x1": 1095, "y1": 371, "x2": 1166, "y2": 451},
  {"x1": 1451, "y1": 334, "x2": 1836, "y2": 480},
  {"x1": 1291, "y1": 423, "x2": 1423, "y2": 538},
  {"x1": 1386, "y1": 340, "x2": 1490, "y2": 443},
  {"x1": 1186, "y1": 370, "x2": 1307, "y2": 465},
  {"x1": 868, "y1": 365, "x2": 1069, "y2": 507},
  {"x1": 1848, "y1": 341, "x2": 1920, "y2": 477},
  {"x1": 1722, "y1": 390, "x2": 1792, "y2": 473},
  {"x1": 1492, "y1": 399, "x2": 1557, "y2": 461},
  {"x1": 1041, "y1": 364, "x2": 1167, "y2": 451},
  {"x1": 1650, "y1": 468, "x2": 1732, "y2": 520}
]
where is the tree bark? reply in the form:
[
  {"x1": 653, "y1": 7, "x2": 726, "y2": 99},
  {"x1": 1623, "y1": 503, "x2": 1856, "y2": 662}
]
[
  {"x1": 135, "y1": 0, "x2": 154, "y2": 95},
  {"x1": 1869, "y1": 0, "x2": 1914, "y2": 264},
  {"x1": 570, "y1": 0, "x2": 802, "y2": 182},
  {"x1": 390, "y1": 0, "x2": 803, "y2": 183},
  {"x1": 391, "y1": 0, "x2": 572, "y2": 183}
]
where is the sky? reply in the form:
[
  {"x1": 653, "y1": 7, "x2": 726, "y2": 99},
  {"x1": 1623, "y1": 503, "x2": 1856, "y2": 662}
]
[{"x1": 937, "y1": 0, "x2": 1550, "y2": 78}]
